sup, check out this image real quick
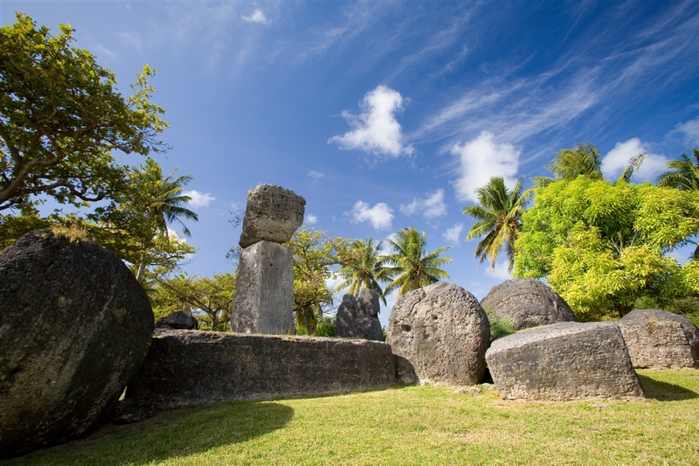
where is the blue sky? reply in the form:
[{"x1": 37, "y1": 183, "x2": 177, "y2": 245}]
[{"x1": 4, "y1": 1, "x2": 698, "y2": 327}]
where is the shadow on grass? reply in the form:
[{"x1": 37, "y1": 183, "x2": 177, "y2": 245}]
[
  {"x1": 637, "y1": 374, "x2": 699, "y2": 401},
  {"x1": 3, "y1": 401, "x2": 294, "y2": 466}
]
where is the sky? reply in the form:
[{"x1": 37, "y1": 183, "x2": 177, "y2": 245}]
[{"x1": 3, "y1": 0, "x2": 698, "y2": 328}]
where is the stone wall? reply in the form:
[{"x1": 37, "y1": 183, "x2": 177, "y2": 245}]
[{"x1": 126, "y1": 330, "x2": 396, "y2": 408}]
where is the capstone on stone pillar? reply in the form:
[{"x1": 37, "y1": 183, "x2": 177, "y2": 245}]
[{"x1": 230, "y1": 184, "x2": 305, "y2": 335}]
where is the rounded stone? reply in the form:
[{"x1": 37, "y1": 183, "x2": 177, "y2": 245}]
[
  {"x1": 386, "y1": 282, "x2": 490, "y2": 386},
  {"x1": 621, "y1": 309, "x2": 699, "y2": 363},
  {"x1": 0, "y1": 230, "x2": 154, "y2": 458},
  {"x1": 480, "y1": 278, "x2": 576, "y2": 330}
]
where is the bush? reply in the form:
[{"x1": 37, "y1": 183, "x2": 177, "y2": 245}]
[
  {"x1": 483, "y1": 306, "x2": 516, "y2": 341},
  {"x1": 314, "y1": 316, "x2": 336, "y2": 337}
]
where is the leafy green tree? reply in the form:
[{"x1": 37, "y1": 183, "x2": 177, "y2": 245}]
[
  {"x1": 463, "y1": 176, "x2": 532, "y2": 271},
  {"x1": 332, "y1": 237, "x2": 391, "y2": 305},
  {"x1": 285, "y1": 228, "x2": 350, "y2": 335},
  {"x1": 514, "y1": 177, "x2": 699, "y2": 320},
  {"x1": 152, "y1": 273, "x2": 236, "y2": 331},
  {"x1": 383, "y1": 227, "x2": 452, "y2": 297},
  {"x1": 0, "y1": 13, "x2": 167, "y2": 211}
]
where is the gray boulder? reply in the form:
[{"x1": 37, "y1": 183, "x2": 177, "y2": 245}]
[
  {"x1": 335, "y1": 290, "x2": 382, "y2": 341},
  {"x1": 238, "y1": 184, "x2": 306, "y2": 248},
  {"x1": 619, "y1": 309, "x2": 699, "y2": 367},
  {"x1": 0, "y1": 230, "x2": 154, "y2": 458},
  {"x1": 480, "y1": 278, "x2": 576, "y2": 330},
  {"x1": 386, "y1": 282, "x2": 490, "y2": 386},
  {"x1": 486, "y1": 322, "x2": 644, "y2": 401},
  {"x1": 155, "y1": 311, "x2": 199, "y2": 330},
  {"x1": 231, "y1": 240, "x2": 295, "y2": 335}
]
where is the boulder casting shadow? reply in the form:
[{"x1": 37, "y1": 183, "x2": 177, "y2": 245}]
[{"x1": 7, "y1": 401, "x2": 294, "y2": 465}]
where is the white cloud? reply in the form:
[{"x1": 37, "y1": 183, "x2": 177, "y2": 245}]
[
  {"x1": 443, "y1": 223, "x2": 464, "y2": 245},
  {"x1": 308, "y1": 170, "x2": 325, "y2": 181},
  {"x1": 306, "y1": 213, "x2": 318, "y2": 224},
  {"x1": 451, "y1": 131, "x2": 520, "y2": 203},
  {"x1": 486, "y1": 261, "x2": 513, "y2": 280},
  {"x1": 241, "y1": 9, "x2": 269, "y2": 24},
  {"x1": 349, "y1": 201, "x2": 394, "y2": 230},
  {"x1": 400, "y1": 189, "x2": 447, "y2": 219},
  {"x1": 329, "y1": 85, "x2": 414, "y2": 158},
  {"x1": 601, "y1": 138, "x2": 669, "y2": 182},
  {"x1": 184, "y1": 190, "x2": 215, "y2": 208},
  {"x1": 669, "y1": 117, "x2": 699, "y2": 146}
]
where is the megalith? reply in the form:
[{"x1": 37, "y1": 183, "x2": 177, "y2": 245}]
[
  {"x1": 335, "y1": 288, "x2": 382, "y2": 341},
  {"x1": 480, "y1": 278, "x2": 576, "y2": 330},
  {"x1": 0, "y1": 230, "x2": 154, "y2": 459},
  {"x1": 486, "y1": 322, "x2": 645, "y2": 401},
  {"x1": 386, "y1": 282, "x2": 490, "y2": 386},
  {"x1": 619, "y1": 309, "x2": 699, "y2": 367},
  {"x1": 231, "y1": 184, "x2": 305, "y2": 335}
]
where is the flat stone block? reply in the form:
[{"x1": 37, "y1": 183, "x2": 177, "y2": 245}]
[
  {"x1": 239, "y1": 184, "x2": 305, "y2": 248},
  {"x1": 126, "y1": 330, "x2": 396, "y2": 408},
  {"x1": 231, "y1": 241, "x2": 294, "y2": 335},
  {"x1": 486, "y1": 322, "x2": 644, "y2": 401}
]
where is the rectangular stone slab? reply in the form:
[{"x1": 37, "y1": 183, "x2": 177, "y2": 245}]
[
  {"x1": 126, "y1": 330, "x2": 396, "y2": 408},
  {"x1": 486, "y1": 322, "x2": 645, "y2": 401},
  {"x1": 231, "y1": 240, "x2": 294, "y2": 335}
]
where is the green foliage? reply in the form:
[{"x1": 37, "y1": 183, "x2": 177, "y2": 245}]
[
  {"x1": 383, "y1": 227, "x2": 452, "y2": 297},
  {"x1": 285, "y1": 228, "x2": 350, "y2": 335},
  {"x1": 658, "y1": 148, "x2": 699, "y2": 192},
  {"x1": 333, "y1": 237, "x2": 391, "y2": 305},
  {"x1": 483, "y1": 306, "x2": 516, "y2": 341},
  {"x1": 0, "y1": 13, "x2": 168, "y2": 211},
  {"x1": 515, "y1": 177, "x2": 699, "y2": 320},
  {"x1": 314, "y1": 316, "x2": 337, "y2": 337},
  {"x1": 533, "y1": 143, "x2": 603, "y2": 187},
  {"x1": 463, "y1": 176, "x2": 532, "y2": 271},
  {"x1": 152, "y1": 272, "x2": 236, "y2": 331}
]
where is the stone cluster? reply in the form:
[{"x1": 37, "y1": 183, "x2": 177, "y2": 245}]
[
  {"x1": 230, "y1": 185, "x2": 306, "y2": 335},
  {"x1": 336, "y1": 288, "x2": 383, "y2": 341}
]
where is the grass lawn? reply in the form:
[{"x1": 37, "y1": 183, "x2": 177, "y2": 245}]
[{"x1": 3, "y1": 369, "x2": 698, "y2": 466}]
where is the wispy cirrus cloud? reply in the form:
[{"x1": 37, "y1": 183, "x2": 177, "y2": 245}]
[
  {"x1": 400, "y1": 189, "x2": 447, "y2": 219},
  {"x1": 348, "y1": 201, "x2": 394, "y2": 230},
  {"x1": 329, "y1": 85, "x2": 414, "y2": 158},
  {"x1": 242, "y1": 9, "x2": 270, "y2": 24}
]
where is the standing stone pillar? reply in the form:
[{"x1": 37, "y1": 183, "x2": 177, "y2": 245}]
[{"x1": 231, "y1": 185, "x2": 305, "y2": 334}]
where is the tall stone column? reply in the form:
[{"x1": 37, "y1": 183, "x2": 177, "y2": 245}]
[{"x1": 230, "y1": 185, "x2": 305, "y2": 335}]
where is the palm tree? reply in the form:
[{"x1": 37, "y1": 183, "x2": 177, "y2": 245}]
[
  {"x1": 658, "y1": 148, "x2": 699, "y2": 259},
  {"x1": 462, "y1": 176, "x2": 532, "y2": 272},
  {"x1": 534, "y1": 143, "x2": 603, "y2": 186},
  {"x1": 658, "y1": 148, "x2": 699, "y2": 191},
  {"x1": 131, "y1": 158, "x2": 199, "y2": 282},
  {"x1": 333, "y1": 237, "x2": 392, "y2": 305},
  {"x1": 383, "y1": 227, "x2": 452, "y2": 297}
]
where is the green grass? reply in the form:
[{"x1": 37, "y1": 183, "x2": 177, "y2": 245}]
[{"x1": 4, "y1": 369, "x2": 699, "y2": 465}]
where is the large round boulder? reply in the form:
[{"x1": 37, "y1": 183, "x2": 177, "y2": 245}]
[
  {"x1": 386, "y1": 282, "x2": 489, "y2": 386},
  {"x1": 0, "y1": 230, "x2": 154, "y2": 458},
  {"x1": 480, "y1": 278, "x2": 576, "y2": 330},
  {"x1": 620, "y1": 309, "x2": 699, "y2": 364}
]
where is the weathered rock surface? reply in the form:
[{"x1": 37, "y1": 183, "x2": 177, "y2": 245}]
[
  {"x1": 386, "y1": 282, "x2": 490, "y2": 386},
  {"x1": 156, "y1": 311, "x2": 199, "y2": 330},
  {"x1": 126, "y1": 330, "x2": 396, "y2": 407},
  {"x1": 335, "y1": 289, "x2": 382, "y2": 341},
  {"x1": 618, "y1": 320, "x2": 694, "y2": 369},
  {"x1": 230, "y1": 240, "x2": 295, "y2": 335},
  {"x1": 620, "y1": 309, "x2": 699, "y2": 363},
  {"x1": 0, "y1": 230, "x2": 153, "y2": 459},
  {"x1": 238, "y1": 184, "x2": 306, "y2": 248},
  {"x1": 480, "y1": 278, "x2": 576, "y2": 330},
  {"x1": 486, "y1": 322, "x2": 644, "y2": 401}
]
